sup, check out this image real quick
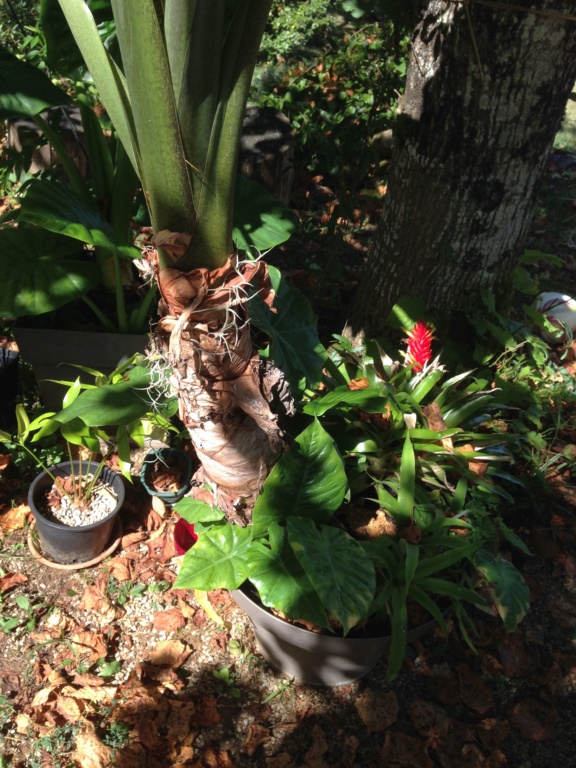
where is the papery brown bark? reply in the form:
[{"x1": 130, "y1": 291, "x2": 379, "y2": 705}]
[{"x1": 153, "y1": 255, "x2": 285, "y2": 519}]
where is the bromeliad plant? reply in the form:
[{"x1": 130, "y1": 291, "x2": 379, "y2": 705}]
[
  {"x1": 53, "y1": 0, "x2": 318, "y2": 513},
  {"x1": 173, "y1": 319, "x2": 530, "y2": 680}
]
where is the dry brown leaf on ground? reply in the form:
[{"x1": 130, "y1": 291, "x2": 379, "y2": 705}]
[
  {"x1": 381, "y1": 731, "x2": 435, "y2": 767},
  {"x1": 499, "y1": 631, "x2": 535, "y2": 677},
  {"x1": 70, "y1": 629, "x2": 108, "y2": 661},
  {"x1": 121, "y1": 531, "x2": 149, "y2": 549},
  {"x1": 304, "y1": 723, "x2": 330, "y2": 767},
  {"x1": 106, "y1": 556, "x2": 133, "y2": 580},
  {"x1": 243, "y1": 723, "x2": 271, "y2": 757},
  {"x1": 196, "y1": 695, "x2": 221, "y2": 727},
  {"x1": 0, "y1": 572, "x2": 27, "y2": 592},
  {"x1": 354, "y1": 688, "x2": 399, "y2": 733},
  {"x1": 197, "y1": 744, "x2": 235, "y2": 768},
  {"x1": 55, "y1": 695, "x2": 86, "y2": 721},
  {"x1": 149, "y1": 638, "x2": 192, "y2": 667},
  {"x1": 408, "y1": 698, "x2": 452, "y2": 744},
  {"x1": 0, "y1": 453, "x2": 12, "y2": 471},
  {"x1": 508, "y1": 698, "x2": 559, "y2": 741},
  {"x1": 0, "y1": 503, "x2": 28, "y2": 534},
  {"x1": 146, "y1": 521, "x2": 177, "y2": 562},
  {"x1": 458, "y1": 662, "x2": 493, "y2": 714},
  {"x1": 73, "y1": 724, "x2": 112, "y2": 768},
  {"x1": 152, "y1": 607, "x2": 186, "y2": 631}
]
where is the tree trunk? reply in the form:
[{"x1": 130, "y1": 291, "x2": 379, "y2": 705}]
[
  {"x1": 151, "y1": 253, "x2": 286, "y2": 520},
  {"x1": 349, "y1": 0, "x2": 576, "y2": 338}
]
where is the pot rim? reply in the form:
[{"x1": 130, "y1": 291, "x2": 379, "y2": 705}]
[{"x1": 28, "y1": 460, "x2": 124, "y2": 532}]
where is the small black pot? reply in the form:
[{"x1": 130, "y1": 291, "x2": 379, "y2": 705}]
[
  {"x1": 28, "y1": 461, "x2": 125, "y2": 565},
  {"x1": 140, "y1": 448, "x2": 192, "y2": 504},
  {"x1": 232, "y1": 587, "x2": 437, "y2": 687}
]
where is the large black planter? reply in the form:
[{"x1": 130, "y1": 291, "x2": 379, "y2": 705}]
[
  {"x1": 0, "y1": 347, "x2": 19, "y2": 429},
  {"x1": 231, "y1": 587, "x2": 437, "y2": 687},
  {"x1": 13, "y1": 328, "x2": 148, "y2": 412},
  {"x1": 28, "y1": 461, "x2": 125, "y2": 565}
]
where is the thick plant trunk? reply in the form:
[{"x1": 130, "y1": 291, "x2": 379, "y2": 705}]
[
  {"x1": 152, "y1": 254, "x2": 286, "y2": 518},
  {"x1": 350, "y1": 0, "x2": 576, "y2": 338}
]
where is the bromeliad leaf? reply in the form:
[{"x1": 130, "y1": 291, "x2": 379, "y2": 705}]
[
  {"x1": 474, "y1": 549, "x2": 530, "y2": 631},
  {"x1": 248, "y1": 523, "x2": 329, "y2": 629},
  {"x1": 249, "y1": 265, "x2": 325, "y2": 391},
  {"x1": 252, "y1": 419, "x2": 347, "y2": 536},
  {"x1": 304, "y1": 385, "x2": 388, "y2": 417},
  {"x1": 174, "y1": 525, "x2": 253, "y2": 591},
  {"x1": 287, "y1": 517, "x2": 376, "y2": 635}
]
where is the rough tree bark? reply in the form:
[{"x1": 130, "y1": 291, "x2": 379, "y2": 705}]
[{"x1": 349, "y1": 0, "x2": 576, "y2": 338}]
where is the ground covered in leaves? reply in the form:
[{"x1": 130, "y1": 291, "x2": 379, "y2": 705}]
[{"x1": 1, "y1": 152, "x2": 576, "y2": 767}]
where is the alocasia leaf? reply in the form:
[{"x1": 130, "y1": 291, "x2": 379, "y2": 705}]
[
  {"x1": 252, "y1": 418, "x2": 347, "y2": 536},
  {"x1": 287, "y1": 517, "x2": 376, "y2": 635},
  {"x1": 174, "y1": 525, "x2": 253, "y2": 591},
  {"x1": 248, "y1": 523, "x2": 329, "y2": 629}
]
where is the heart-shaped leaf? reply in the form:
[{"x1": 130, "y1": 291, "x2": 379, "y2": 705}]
[
  {"x1": 174, "y1": 525, "x2": 253, "y2": 591},
  {"x1": 0, "y1": 44, "x2": 70, "y2": 119},
  {"x1": 233, "y1": 175, "x2": 298, "y2": 251},
  {"x1": 248, "y1": 523, "x2": 329, "y2": 628},
  {"x1": 287, "y1": 517, "x2": 376, "y2": 635},
  {"x1": 252, "y1": 419, "x2": 347, "y2": 536},
  {"x1": 474, "y1": 549, "x2": 530, "y2": 631}
]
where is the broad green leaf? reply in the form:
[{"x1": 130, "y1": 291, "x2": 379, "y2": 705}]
[
  {"x1": 248, "y1": 523, "x2": 329, "y2": 628},
  {"x1": 174, "y1": 525, "x2": 253, "y2": 590},
  {"x1": 474, "y1": 549, "x2": 530, "y2": 631},
  {"x1": 249, "y1": 265, "x2": 325, "y2": 391},
  {"x1": 0, "y1": 228, "x2": 99, "y2": 317},
  {"x1": 233, "y1": 175, "x2": 299, "y2": 251},
  {"x1": 19, "y1": 180, "x2": 140, "y2": 259},
  {"x1": 52, "y1": 366, "x2": 158, "y2": 426},
  {"x1": 173, "y1": 498, "x2": 225, "y2": 525},
  {"x1": 252, "y1": 419, "x2": 347, "y2": 536},
  {"x1": 443, "y1": 395, "x2": 495, "y2": 429},
  {"x1": 303, "y1": 385, "x2": 388, "y2": 417},
  {"x1": 287, "y1": 517, "x2": 376, "y2": 635},
  {"x1": 0, "y1": 44, "x2": 70, "y2": 119}
]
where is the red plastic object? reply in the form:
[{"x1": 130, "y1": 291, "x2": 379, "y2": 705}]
[{"x1": 174, "y1": 518, "x2": 198, "y2": 555}]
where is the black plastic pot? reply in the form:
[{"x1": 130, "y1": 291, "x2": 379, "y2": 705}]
[
  {"x1": 231, "y1": 587, "x2": 437, "y2": 687},
  {"x1": 140, "y1": 448, "x2": 192, "y2": 504},
  {"x1": 0, "y1": 348, "x2": 19, "y2": 429},
  {"x1": 28, "y1": 461, "x2": 125, "y2": 565}
]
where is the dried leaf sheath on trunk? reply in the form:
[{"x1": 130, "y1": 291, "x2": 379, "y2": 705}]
[{"x1": 153, "y1": 253, "x2": 286, "y2": 517}]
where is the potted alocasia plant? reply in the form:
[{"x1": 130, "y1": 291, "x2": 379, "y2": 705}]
[{"x1": 172, "y1": 319, "x2": 530, "y2": 685}]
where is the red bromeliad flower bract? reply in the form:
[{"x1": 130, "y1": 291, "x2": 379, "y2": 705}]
[{"x1": 405, "y1": 321, "x2": 435, "y2": 372}]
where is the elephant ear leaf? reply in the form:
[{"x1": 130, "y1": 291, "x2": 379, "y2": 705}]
[{"x1": 0, "y1": 44, "x2": 70, "y2": 119}]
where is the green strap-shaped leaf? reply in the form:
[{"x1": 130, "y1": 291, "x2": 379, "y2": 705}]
[
  {"x1": 0, "y1": 228, "x2": 99, "y2": 317},
  {"x1": 287, "y1": 517, "x2": 376, "y2": 636},
  {"x1": 386, "y1": 583, "x2": 408, "y2": 681},
  {"x1": 174, "y1": 525, "x2": 253, "y2": 591},
  {"x1": 252, "y1": 419, "x2": 347, "y2": 536},
  {"x1": 303, "y1": 385, "x2": 388, "y2": 417},
  {"x1": 474, "y1": 549, "x2": 530, "y2": 631},
  {"x1": 248, "y1": 523, "x2": 329, "y2": 628},
  {"x1": 414, "y1": 541, "x2": 480, "y2": 579},
  {"x1": 58, "y1": 0, "x2": 141, "y2": 176},
  {"x1": 396, "y1": 433, "x2": 415, "y2": 525}
]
